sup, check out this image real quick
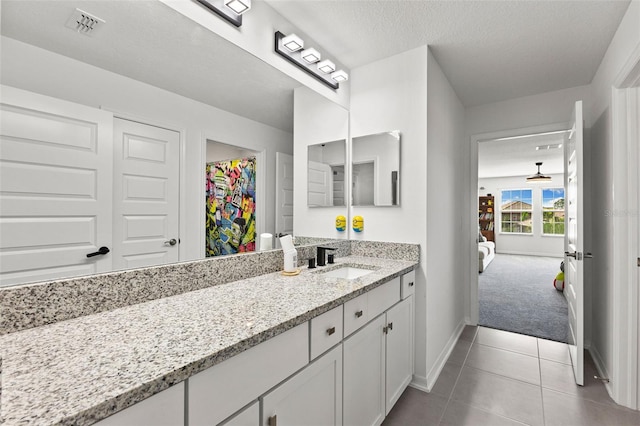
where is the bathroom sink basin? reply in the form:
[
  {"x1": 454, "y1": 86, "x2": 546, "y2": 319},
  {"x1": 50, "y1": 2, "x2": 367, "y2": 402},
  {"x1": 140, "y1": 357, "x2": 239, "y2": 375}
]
[{"x1": 321, "y1": 266, "x2": 375, "y2": 279}]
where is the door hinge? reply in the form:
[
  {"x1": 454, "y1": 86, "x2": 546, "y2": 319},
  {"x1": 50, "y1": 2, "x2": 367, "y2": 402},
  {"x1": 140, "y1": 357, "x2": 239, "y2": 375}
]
[{"x1": 637, "y1": 257, "x2": 640, "y2": 267}]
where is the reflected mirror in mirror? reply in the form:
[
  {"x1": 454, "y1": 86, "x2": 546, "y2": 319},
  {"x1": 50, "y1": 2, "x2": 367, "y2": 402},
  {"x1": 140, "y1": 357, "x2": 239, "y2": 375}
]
[
  {"x1": 352, "y1": 131, "x2": 401, "y2": 206},
  {"x1": 307, "y1": 140, "x2": 346, "y2": 207}
]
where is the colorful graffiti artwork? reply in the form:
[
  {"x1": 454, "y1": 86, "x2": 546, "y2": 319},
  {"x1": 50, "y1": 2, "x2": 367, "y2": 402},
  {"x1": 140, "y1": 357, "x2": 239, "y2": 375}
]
[{"x1": 206, "y1": 157, "x2": 256, "y2": 256}]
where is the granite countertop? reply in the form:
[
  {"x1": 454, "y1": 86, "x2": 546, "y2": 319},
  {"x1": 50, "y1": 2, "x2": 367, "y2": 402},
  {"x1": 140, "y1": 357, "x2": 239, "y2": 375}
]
[{"x1": 0, "y1": 256, "x2": 417, "y2": 426}]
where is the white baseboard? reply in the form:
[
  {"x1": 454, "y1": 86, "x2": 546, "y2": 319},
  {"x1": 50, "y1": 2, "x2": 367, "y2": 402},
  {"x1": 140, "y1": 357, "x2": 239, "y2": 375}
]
[
  {"x1": 421, "y1": 319, "x2": 466, "y2": 391},
  {"x1": 409, "y1": 375, "x2": 429, "y2": 392}
]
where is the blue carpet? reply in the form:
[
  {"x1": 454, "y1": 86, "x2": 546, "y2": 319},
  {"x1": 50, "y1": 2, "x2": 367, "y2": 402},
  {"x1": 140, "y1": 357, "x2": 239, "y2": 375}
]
[{"x1": 479, "y1": 254, "x2": 568, "y2": 343}]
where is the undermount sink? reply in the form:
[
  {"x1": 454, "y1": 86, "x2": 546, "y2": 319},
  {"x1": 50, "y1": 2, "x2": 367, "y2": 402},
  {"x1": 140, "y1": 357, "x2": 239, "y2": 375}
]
[{"x1": 320, "y1": 265, "x2": 375, "y2": 279}]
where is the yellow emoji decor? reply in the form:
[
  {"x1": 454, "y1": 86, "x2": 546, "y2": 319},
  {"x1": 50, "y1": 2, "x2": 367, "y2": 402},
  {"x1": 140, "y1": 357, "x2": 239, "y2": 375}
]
[
  {"x1": 335, "y1": 215, "x2": 347, "y2": 232},
  {"x1": 352, "y1": 215, "x2": 364, "y2": 233}
]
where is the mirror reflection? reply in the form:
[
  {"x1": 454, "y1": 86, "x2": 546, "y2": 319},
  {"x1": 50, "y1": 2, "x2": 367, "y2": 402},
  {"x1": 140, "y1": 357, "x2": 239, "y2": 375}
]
[
  {"x1": 352, "y1": 131, "x2": 401, "y2": 206},
  {"x1": 307, "y1": 140, "x2": 346, "y2": 207}
]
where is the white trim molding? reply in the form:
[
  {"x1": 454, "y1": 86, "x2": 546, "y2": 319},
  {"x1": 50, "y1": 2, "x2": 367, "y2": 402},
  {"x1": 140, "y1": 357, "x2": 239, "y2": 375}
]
[{"x1": 610, "y1": 40, "x2": 640, "y2": 410}]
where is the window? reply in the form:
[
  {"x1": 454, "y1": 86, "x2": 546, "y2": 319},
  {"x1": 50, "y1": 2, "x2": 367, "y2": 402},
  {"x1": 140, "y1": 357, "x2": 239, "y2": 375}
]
[
  {"x1": 542, "y1": 188, "x2": 565, "y2": 235},
  {"x1": 500, "y1": 189, "x2": 533, "y2": 233}
]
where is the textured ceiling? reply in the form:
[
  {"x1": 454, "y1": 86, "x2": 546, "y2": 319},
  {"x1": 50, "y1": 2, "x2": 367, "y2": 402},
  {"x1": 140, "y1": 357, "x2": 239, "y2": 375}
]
[
  {"x1": 0, "y1": 0, "x2": 299, "y2": 132},
  {"x1": 478, "y1": 132, "x2": 566, "y2": 179},
  {"x1": 264, "y1": 0, "x2": 631, "y2": 106}
]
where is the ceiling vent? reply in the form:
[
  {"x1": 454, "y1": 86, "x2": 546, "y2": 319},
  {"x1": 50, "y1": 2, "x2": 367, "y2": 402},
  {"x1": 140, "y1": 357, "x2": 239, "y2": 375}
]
[{"x1": 65, "y1": 8, "x2": 105, "y2": 36}]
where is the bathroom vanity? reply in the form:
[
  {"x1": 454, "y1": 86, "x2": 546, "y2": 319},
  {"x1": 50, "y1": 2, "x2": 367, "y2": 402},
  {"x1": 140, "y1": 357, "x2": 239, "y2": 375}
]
[{"x1": 0, "y1": 244, "x2": 418, "y2": 426}]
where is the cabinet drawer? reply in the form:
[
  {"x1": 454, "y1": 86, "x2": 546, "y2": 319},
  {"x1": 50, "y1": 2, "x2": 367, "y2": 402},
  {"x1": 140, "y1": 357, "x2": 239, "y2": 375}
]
[
  {"x1": 188, "y1": 323, "x2": 308, "y2": 426},
  {"x1": 343, "y1": 292, "x2": 369, "y2": 337},
  {"x1": 401, "y1": 270, "x2": 416, "y2": 300},
  {"x1": 310, "y1": 305, "x2": 343, "y2": 360},
  {"x1": 368, "y1": 277, "x2": 400, "y2": 319}
]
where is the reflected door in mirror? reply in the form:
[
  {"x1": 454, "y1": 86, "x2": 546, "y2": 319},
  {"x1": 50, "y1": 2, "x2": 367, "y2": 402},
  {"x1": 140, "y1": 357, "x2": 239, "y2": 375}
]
[{"x1": 352, "y1": 131, "x2": 401, "y2": 206}]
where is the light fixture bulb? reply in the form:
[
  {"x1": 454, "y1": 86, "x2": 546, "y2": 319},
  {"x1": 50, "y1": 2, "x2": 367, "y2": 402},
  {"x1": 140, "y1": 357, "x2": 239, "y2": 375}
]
[
  {"x1": 282, "y1": 33, "x2": 304, "y2": 52},
  {"x1": 317, "y1": 60, "x2": 336, "y2": 74},
  {"x1": 225, "y1": 0, "x2": 251, "y2": 15},
  {"x1": 331, "y1": 70, "x2": 349, "y2": 82},
  {"x1": 301, "y1": 48, "x2": 321, "y2": 64}
]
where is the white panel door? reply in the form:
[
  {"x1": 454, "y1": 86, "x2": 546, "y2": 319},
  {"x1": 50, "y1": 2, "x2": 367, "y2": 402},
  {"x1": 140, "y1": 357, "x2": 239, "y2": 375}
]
[
  {"x1": 0, "y1": 85, "x2": 113, "y2": 286},
  {"x1": 112, "y1": 119, "x2": 179, "y2": 271},
  {"x1": 564, "y1": 100, "x2": 585, "y2": 385},
  {"x1": 275, "y1": 152, "x2": 293, "y2": 237},
  {"x1": 308, "y1": 160, "x2": 333, "y2": 207}
]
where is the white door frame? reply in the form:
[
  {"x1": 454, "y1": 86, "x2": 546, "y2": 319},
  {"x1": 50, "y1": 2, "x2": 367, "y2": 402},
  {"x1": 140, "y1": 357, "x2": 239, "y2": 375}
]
[
  {"x1": 467, "y1": 122, "x2": 570, "y2": 324},
  {"x1": 610, "y1": 42, "x2": 640, "y2": 410},
  {"x1": 200, "y1": 136, "x2": 266, "y2": 258}
]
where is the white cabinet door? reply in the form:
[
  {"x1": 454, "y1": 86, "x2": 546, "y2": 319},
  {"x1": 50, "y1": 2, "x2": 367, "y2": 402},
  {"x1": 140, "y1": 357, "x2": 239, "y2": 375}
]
[
  {"x1": 220, "y1": 401, "x2": 259, "y2": 426},
  {"x1": 262, "y1": 344, "x2": 342, "y2": 426},
  {"x1": 385, "y1": 295, "x2": 414, "y2": 415},
  {"x1": 343, "y1": 315, "x2": 386, "y2": 426},
  {"x1": 94, "y1": 383, "x2": 184, "y2": 426}
]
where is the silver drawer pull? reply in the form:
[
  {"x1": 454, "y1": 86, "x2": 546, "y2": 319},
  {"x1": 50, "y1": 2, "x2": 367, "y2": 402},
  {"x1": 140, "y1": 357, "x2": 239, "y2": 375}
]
[
  {"x1": 355, "y1": 310, "x2": 363, "y2": 318},
  {"x1": 326, "y1": 327, "x2": 336, "y2": 336}
]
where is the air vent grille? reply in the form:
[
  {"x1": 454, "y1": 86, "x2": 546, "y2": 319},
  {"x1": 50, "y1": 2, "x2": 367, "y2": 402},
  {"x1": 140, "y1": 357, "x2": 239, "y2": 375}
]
[{"x1": 65, "y1": 8, "x2": 105, "y2": 36}]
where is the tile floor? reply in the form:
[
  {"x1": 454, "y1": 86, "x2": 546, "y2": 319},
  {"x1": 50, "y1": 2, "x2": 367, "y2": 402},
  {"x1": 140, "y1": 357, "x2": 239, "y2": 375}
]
[{"x1": 383, "y1": 326, "x2": 640, "y2": 426}]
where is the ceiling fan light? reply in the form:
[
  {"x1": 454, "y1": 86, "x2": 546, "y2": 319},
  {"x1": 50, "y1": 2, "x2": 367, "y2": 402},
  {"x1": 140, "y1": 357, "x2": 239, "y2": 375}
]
[
  {"x1": 282, "y1": 33, "x2": 304, "y2": 52},
  {"x1": 301, "y1": 48, "x2": 321, "y2": 63},
  {"x1": 526, "y1": 162, "x2": 552, "y2": 181},
  {"x1": 225, "y1": 0, "x2": 251, "y2": 14}
]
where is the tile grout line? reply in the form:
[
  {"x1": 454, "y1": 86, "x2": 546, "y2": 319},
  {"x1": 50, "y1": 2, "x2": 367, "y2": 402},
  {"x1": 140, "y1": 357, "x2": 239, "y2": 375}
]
[{"x1": 537, "y1": 338, "x2": 548, "y2": 426}]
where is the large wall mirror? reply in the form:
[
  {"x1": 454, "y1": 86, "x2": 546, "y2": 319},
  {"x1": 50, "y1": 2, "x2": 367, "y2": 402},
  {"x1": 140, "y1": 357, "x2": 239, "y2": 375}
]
[
  {"x1": 0, "y1": 0, "x2": 340, "y2": 287},
  {"x1": 352, "y1": 131, "x2": 401, "y2": 206},
  {"x1": 307, "y1": 139, "x2": 346, "y2": 207}
]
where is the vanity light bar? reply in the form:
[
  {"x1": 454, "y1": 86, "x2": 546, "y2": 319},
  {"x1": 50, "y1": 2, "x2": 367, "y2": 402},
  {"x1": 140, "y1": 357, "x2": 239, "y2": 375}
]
[
  {"x1": 301, "y1": 48, "x2": 321, "y2": 63},
  {"x1": 274, "y1": 31, "x2": 348, "y2": 90}
]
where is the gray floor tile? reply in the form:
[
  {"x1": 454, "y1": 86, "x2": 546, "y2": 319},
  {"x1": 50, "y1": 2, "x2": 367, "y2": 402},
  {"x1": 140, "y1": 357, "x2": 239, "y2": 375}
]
[
  {"x1": 476, "y1": 327, "x2": 538, "y2": 357},
  {"x1": 430, "y1": 362, "x2": 463, "y2": 399},
  {"x1": 539, "y1": 358, "x2": 619, "y2": 407},
  {"x1": 542, "y1": 388, "x2": 640, "y2": 426},
  {"x1": 466, "y1": 343, "x2": 541, "y2": 385},
  {"x1": 538, "y1": 338, "x2": 571, "y2": 365},
  {"x1": 451, "y1": 366, "x2": 544, "y2": 426},
  {"x1": 459, "y1": 325, "x2": 478, "y2": 342},
  {"x1": 382, "y1": 387, "x2": 448, "y2": 426},
  {"x1": 448, "y1": 339, "x2": 472, "y2": 366},
  {"x1": 440, "y1": 400, "x2": 528, "y2": 426}
]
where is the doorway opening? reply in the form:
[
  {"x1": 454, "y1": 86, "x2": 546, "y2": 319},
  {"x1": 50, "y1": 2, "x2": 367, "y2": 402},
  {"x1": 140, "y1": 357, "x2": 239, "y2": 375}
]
[
  {"x1": 476, "y1": 130, "x2": 569, "y2": 342},
  {"x1": 205, "y1": 140, "x2": 261, "y2": 257}
]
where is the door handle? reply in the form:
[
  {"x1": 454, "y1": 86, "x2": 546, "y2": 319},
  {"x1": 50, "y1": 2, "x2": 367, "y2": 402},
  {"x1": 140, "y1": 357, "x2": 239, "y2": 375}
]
[
  {"x1": 164, "y1": 238, "x2": 177, "y2": 246},
  {"x1": 565, "y1": 251, "x2": 577, "y2": 258},
  {"x1": 584, "y1": 252, "x2": 593, "y2": 259},
  {"x1": 87, "y1": 246, "x2": 110, "y2": 258}
]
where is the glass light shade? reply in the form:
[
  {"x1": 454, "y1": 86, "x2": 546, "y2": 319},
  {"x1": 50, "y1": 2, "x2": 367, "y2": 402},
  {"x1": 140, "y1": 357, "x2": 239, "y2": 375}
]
[
  {"x1": 282, "y1": 34, "x2": 304, "y2": 52},
  {"x1": 301, "y1": 48, "x2": 321, "y2": 63},
  {"x1": 331, "y1": 70, "x2": 349, "y2": 82},
  {"x1": 225, "y1": 0, "x2": 251, "y2": 14},
  {"x1": 317, "y1": 60, "x2": 336, "y2": 74}
]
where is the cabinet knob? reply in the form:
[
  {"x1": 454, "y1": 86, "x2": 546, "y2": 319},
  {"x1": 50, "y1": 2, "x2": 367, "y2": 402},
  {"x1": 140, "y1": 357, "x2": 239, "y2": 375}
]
[
  {"x1": 355, "y1": 310, "x2": 363, "y2": 318},
  {"x1": 268, "y1": 415, "x2": 277, "y2": 426},
  {"x1": 326, "y1": 326, "x2": 336, "y2": 336},
  {"x1": 408, "y1": 281, "x2": 414, "y2": 287}
]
